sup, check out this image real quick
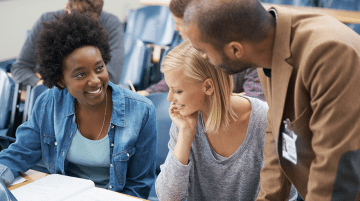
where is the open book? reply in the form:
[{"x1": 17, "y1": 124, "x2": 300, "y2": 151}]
[{"x1": 10, "y1": 174, "x2": 141, "y2": 201}]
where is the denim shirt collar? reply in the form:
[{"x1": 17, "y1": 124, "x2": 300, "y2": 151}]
[
  {"x1": 61, "y1": 81, "x2": 125, "y2": 127},
  {"x1": 108, "y1": 82, "x2": 125, "y2": 127}
]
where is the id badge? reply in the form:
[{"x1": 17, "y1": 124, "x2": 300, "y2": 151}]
[{"x1": 282, "y1": 119, "x2": 298, "y2": 165}]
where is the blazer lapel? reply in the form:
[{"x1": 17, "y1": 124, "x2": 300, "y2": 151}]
[{"x1": 269, "y1": 6, "x2": 293, "y2": 144}]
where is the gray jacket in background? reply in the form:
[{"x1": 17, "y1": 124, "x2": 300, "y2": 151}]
[{"x1": 11, "y1": 9, "x2": 124, "y2": 86}]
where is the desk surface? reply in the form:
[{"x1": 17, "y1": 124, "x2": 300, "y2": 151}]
[
  {"x1": 139, "y1": 0, "x2": 360, "y2": 24},
  {"x1": 7, "y1": 170, "x2": 147, "y2": 200},
  {"x1": 7, "y1": 169, "x2": 47, "y2": 191}
]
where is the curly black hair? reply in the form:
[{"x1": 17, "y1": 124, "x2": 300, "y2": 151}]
[{"x1": 36, "y1": 11, "x2": 111, "y2": 89}]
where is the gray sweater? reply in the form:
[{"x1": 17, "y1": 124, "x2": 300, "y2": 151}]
[
  {"x1": 11, "y1": 9, "x2": 124, "y2": 86},
  {"x1": 156, "y1": 96, "x2": 270, "y2": 201}
]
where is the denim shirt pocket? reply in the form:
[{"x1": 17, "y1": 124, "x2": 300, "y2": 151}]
[
  {"x1": 113, "y1": 146, "x2": 136, "y2": 185},
  {"x1": 41, "y1": 134, "x2": 57, "y2": 173}
]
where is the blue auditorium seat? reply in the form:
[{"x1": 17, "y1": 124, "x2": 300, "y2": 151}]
[
  {"x1": 158, "y1": 31, "x2": 183, "y2": 79},
  {"x1": 319, "y1": 0, "x2": 360, "y2": 10},
  {"x1": 25, "y1": 84, "x2": 47, "y2": 122},
  {"x1": 0, "y1": 59, "x2": 16, "y2": 73},
  {"x1": 318, "y1": 0, "x2": 360, "y2": 34},
  {"x1": 126, "y1": 6, "x2": 175, "y2": 46},
  {"x1": 118, "y1": 34, "x2": 151, "y2": 91},
  {"x1": 261, "y1": 0, "x2": 317, "y2": 7},
  {"x1": 145, "y1": 92, "x2": 172, "y2": 201},
  {"x1": 0, "y1": 68, "x2": 19, "y2": 150},
  {"x1": 125, "y1": 6, "x2": 177, "y2": 86},
  {"x1": 22, "y1": 84, "x2": 48, "y2": 173}
]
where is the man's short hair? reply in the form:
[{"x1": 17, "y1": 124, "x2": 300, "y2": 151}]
[
  {"x1": 184, "y1": 0, "x2": 271, "y2": 49},
  {"x1": 169, "y1": 0, "x2": 192, "y2": 18}
]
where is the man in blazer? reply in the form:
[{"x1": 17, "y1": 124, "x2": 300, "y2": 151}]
[{"x1": 183, "y1": 0, "x2": 360, "y2": 200}]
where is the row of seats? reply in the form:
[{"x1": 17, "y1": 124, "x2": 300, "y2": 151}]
[
  {"x1": 120, "y1": 6, "x2": 182, "y2": 91},
  {"x1": 320, "y1": 0, "x2": 360, "y2": 33},
  {"x1": 0, "y1": 6, "x2": 180, "y2": 92},
  {"x1": 0, "y1": 68, "x2": 43, "y2": 151},
  {"x1": 261, "y1": 0, "x2": 360, "y2": 9},
  {"x1": 0, "y1": 69, "x2": 19, "y2": 150},
  {"x1": 261, "y1": 0, "x2": 360, "y2": 33},
  {"x1": 261, "y1": 0, "x2": 317, "y2": 6}
]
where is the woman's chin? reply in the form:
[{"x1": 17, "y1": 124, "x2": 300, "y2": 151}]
[{"x1": 180, "y1": 110, "x2": 198, "y2": 118}]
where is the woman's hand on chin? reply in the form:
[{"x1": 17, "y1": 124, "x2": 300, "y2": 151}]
[{"x1": 169, "y1": 103, "x2": 198, "y2": 134}]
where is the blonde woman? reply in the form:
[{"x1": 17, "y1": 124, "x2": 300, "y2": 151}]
[{"x1": 155, "y1": 40, "x2": 269, "y2": 200}]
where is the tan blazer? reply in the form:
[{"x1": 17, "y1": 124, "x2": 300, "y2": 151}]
[{"x1": 256, "y1": 6, "x2": 360, "y2": 201}]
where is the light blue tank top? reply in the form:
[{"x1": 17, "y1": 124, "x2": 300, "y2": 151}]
[{"x1": 66, "y1": 129, "x2": 110, "y2": 188}]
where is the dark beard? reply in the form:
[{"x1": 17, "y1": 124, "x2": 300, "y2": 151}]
[{"x1": 216, "y1": 52, "x2": 257, "y2": 75}]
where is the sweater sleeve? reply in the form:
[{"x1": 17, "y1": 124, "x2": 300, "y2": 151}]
[
  {"x1": 155, "y1": 123, "x2": 192, "y2": 201},
  {"x1": 10, "y1": 13, "x2": 50, "y2": 86}
]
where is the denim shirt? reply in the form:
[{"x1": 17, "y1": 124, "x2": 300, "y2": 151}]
[{"x1": 0, "y1": 82, "x2": 157, "y2": 199}]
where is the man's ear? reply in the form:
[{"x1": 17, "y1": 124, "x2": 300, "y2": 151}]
[
  {"x1": 224, "y1": 41, "x2": 244, "y2": 60},
  {"x1": 203, "y1": 78, "x2": 214, "y2": 95}
]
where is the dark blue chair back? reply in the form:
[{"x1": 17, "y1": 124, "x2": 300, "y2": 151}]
[
  {"x1": 119, "y1": 34, "x2": 151, "y2": 91},
  {"x1": 125, "y1": 6, "x2": 178, "y2": 87},
  {"x1": 261, "y1": 0, "x2": 317, "y2": 6},
  {"x1": 0, "y1": 59, "x2": 16, "y2": 73},
  {"x1": 125, "y1": 6, "x2": 175, "y2": 46},
  {"x1": 159, "y1": 32, "x2": 183, "y2": 79},
  {"x1": 318, "y1": 0, "x2": 360, "y2": 34},
  {"x1": 146, "y1": 92, "x2": 171, "y2": 201},
  {"x1": 0, "y1": 68, "x2": 18, "y2": 149},
  {"x1": 0, "y1": 69, "x2": 15, "y2": 131},
  {"x1": 24, "y1": 84, "x2": 50, "y2": 173},
  {"x1": 319, "y1": 0, "x2": 360, "y2": 10},
  {"x1": 26, "y1": 84, "x2": 47, "y2": 122},
  {"x1": 146, "y1": 92, "x2": 172, "y2": 172}
]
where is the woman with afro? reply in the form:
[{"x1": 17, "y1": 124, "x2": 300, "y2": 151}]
[{"x1": 0, "y1": 12, "x2": 157, "y2": 199}]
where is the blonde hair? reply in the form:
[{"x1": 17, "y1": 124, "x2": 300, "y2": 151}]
[
  {"x1": 161, "y1": 40, "x2": 237, "y2": 134},
  {"x1": 68, "y1": 0, "x2": 104, "y2": 19}
]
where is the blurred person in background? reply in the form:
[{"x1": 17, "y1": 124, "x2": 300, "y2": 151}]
[{"x1": 11, "y1": 0, "x2": 124, "y2": 87}]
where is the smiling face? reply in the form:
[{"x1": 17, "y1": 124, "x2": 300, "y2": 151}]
[
  {"x1": 60, "y1": 45, "x2": 109, "y2": 108},
  {"x1": 173, "y1": 15, "x2": 188, "y2": 40},
  {"x1": 164, "y1": 68, "x2": 208, "y2": 117}
]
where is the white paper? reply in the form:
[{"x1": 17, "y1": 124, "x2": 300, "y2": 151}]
[
  {"x1": 10, "y1": 175, "x2": 27, "y2": 186},
  {"x1": 10, "y1": 174, "x2": 141, "y2": 201},
  {"x1": 11, "y1": 174, "x2": 95, "y2": 201}
]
